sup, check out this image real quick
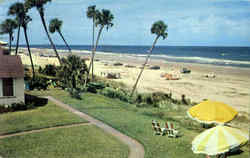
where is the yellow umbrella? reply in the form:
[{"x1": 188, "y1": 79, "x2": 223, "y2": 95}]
[
  {"x1": 192, "y1": 125, "x2": 249, "y2": 156},
  {"x1": 187, "y1": 100, "x2": 238, "y2": 124}
]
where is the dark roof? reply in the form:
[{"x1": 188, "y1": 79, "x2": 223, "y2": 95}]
[{"x1": 0, "y1": 48, "x2": 24, "y2": 78}]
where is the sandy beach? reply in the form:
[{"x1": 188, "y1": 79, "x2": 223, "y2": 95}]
[{"x1": 18, "y1": 47, "x2": 250, "y2": 117}]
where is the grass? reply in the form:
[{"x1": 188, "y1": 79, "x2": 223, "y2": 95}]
[
  {"x1": 0, "y1": 125, "x2": 129, "y2": 158},
  {"x1": 29, "y1": 88, "x2": 249, "y2": 158},
  {"x1": 0, "y1": 101, "x2": 87, "y2": 135}
]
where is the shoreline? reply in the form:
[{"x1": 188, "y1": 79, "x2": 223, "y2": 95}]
[
  {"x1": 18, "y1": 46, "x2": 250, "y2": 68},
  {"x1": 18, "y1": 47, "x2": 250, "y2": 117}
]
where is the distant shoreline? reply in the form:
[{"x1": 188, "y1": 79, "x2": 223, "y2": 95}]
[{"x1": 17, "y1": 45, "x2": 250, "y2": 68}]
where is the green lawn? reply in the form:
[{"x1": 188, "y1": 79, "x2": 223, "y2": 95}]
[
  {"x1": 29, "y1": 89, "x2": 250, "y2": 158},
  {"x1": 0, "y1": 125, "x2": 129, "y2": 158},
  {"x1": 0, "y1": 101, "x2": 87, "y2": 135}
]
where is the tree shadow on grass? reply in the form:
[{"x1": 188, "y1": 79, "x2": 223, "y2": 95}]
[{"x1": 25, "y1": 93, "x2": 48, "y2": 107}]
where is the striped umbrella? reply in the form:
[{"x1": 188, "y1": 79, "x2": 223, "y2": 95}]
[{"x1": 192, "y1": 125, "x2": 249, "y2": 156}]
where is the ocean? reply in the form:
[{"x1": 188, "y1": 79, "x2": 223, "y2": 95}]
[{"x1": 22, "y1": 45, "x2": 250, "y2": 68}]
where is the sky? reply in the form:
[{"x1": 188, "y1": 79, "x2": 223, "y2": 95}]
[{"x1": 0, "y1": 0, "x2": 250, "y2": 46}]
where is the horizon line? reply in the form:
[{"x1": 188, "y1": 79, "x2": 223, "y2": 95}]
[{"x1": 17, "y1": 44, "x2": 250, "y2": 48}]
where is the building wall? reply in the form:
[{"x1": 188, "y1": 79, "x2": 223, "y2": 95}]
[{"x1": 0, "y1": 78, "x2": 25, "y2": 105}]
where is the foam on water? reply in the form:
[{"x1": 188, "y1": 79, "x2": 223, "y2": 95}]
[
  {"x1": 150, "y1": 54, "x2": 250, "y2": 67},
  {"x1": 20, "y1": 45, "x2": 250, "y2": 68}
]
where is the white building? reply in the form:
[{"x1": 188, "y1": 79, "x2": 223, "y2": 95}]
[{"x1": 0, "y1": 47, "x2": 25, "y2": 105}]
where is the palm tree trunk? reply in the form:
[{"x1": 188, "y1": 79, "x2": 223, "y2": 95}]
[
  {"x1": 90, "y1": 26, "x2": 103, "y2": 78},
  {"x1": 9, "y1": 33, "x2": 12, "y2": 53},
  {"x1": 58, "y1": 30, "x2": 72, "y2": 54},
  {"x1": 91, "y1": 17, "x2": 95, "y2": 80},
  {"x1": 38, "y1": 12, "x2": 62, "y2": 65},
  {"x1": 23, "y1": 27, "x2": 35, "y2": 78},
  {"x1": 84, "y1": 25, "x2": 104, "y2": 87},
  {"x1": 15, "y1": 18, "x2": 22, "y2": 55},
  {"x1": 130, "y1": 35, "x2": 160, "y2": 97}
]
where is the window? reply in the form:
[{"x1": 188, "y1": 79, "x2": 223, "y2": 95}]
[{"x1": 2, "y1": 78, "x2": 14, "y2": 97}]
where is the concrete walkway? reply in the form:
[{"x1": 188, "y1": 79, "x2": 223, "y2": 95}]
[
  {"x1": 0, "y1": 96, "x2": 145, "y2": 158},
  {"x1": 45, "y1": 96, "x2": 145, "y2": 158}
]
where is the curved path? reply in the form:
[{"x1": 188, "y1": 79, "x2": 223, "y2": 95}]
[{"x1": 46, "y1": 96, "x2": 145, "y2": 158}]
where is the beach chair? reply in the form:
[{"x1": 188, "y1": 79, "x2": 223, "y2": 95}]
[
  {"x1": 152, "y1": 120, "x2": 166, "y2": 136},
  {"x1": 165, "y1": 122, "x2": 179, "y2": 138}
]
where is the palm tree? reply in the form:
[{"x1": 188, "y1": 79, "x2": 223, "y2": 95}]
[
  {"x1": 49, "y1": 18, "x2": 72, "y2": 53},
  {"x1": 130, "y1": 20, "x2": 168, "y2": 97},
  {"x1": 21, "y1": 15, "x2": 35, "y2": 78},
  {"x1": 8, "y1": 2, "x2": 26, "y2": 55},
  {"x1": 84, "y1": 9, "x2": 114, "y2": 87},
  {"x1": 86, "y1": 5, "x2": 97, "y2": 79},
  {"x1": 24, "y1": 0, "x2": 62, "y2": 65},
  {"x1": 0, "y1": 19, "x2": 17, "y2": 52},
  {"x1": 57, "y1": 55, "x2": 88, "y2": 89}
]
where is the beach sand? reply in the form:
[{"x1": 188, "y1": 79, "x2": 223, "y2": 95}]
[{"x1": 18, "y1": 47, "x2": 250, "y2": 118}]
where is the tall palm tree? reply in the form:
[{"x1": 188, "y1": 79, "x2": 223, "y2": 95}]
[
  {"x1": 86, "y1": 5, "x2": 97, "y2": 79},
  {"x1": 49, "y1": 18, "x2": 72, "y2": 53},
  {"x1": 24, "y1": 0, "x2": 62, "y2": 65},
  {"x1": 130, "y1": 21, "x2": 168, "y2": 97},
  {"x1": 0, "y1": 19, "x2": 17, "y2": 52},
  {"x1": 84, "y1": 9, "x2": 114, "y2": 87},
  {"x1": 21, "y1": 15, "x2": 35, "y2": 78},
  {"x1": 8, "y1": 2, "x2": 26, "y2": 55}
]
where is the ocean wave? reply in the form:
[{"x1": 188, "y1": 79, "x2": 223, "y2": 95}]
[{"x1": 150, "y1": 54, "x2": 250, "y2": 67}]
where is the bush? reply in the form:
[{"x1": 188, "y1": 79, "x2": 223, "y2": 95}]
[
  {"x1": 135, "y1": 92, "x2": 174, "y2": 108},
  {"x1": 0, "y1": 102, "x2": 30, "y2": 114},
  {"x1": 67, "y1": 88, "x2": 82, "y2": 100},
  {"x1": 113, "y1": 62, "x2": 123, "y2": 66},
  {"x1": 145, "y1": 95, "x2": 154, "y2": 105},
  {"x1": 135, "y1": 94, "x2": 143, "y2": 103},
  {"x1": 99, "y1": 87, "x2": 129, "y2": 102},
  {"x1": 41, "y1": 64, "x2": 57, "y2": 76},
  {"x1": 28, "y1": 76, "x2": 50, "y2": 90},
  {"x1": 136, "y1": 103, "x2": 153, "y2": 108},
  {"x1": 87, "y1": 82, "x2": 106, "y2": 93}
]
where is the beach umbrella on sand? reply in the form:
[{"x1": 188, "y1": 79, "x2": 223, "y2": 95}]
[
  {"x1": 192, "y1": 125, "x2": 249, "y2": 156},
  {"x1": 187, "y1": 100, "x2": 238, "y2": 124}
]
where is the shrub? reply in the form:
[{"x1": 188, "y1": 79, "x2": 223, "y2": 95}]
[
  {"x1": 135, "y1": 94, "x2": 143, "y2": 103},
  {"x1": 99, "y1": 87, "x2": 129, "y2": 102},
  {"x1": 134, "y1": 92, "x2": 175, "y2": 108},
  {"x1": 0, "y1": 102, "x2": 29, "y2": 114},
  {"x1": 67, "y1": 88, "x2": 82, "y2": 100},
  {"x1": 145, "y1": 95, "x2": 154, "y2": 105},
  {"x1": 152, "y1": 92, "x2": 169, "y2": 103},
  {"x1": 113, "y1": 62, "x2": 123, "y2": 66},
  {"x1": 42, "y1": 64, "x2": 57, "y2": 76},
  {"x1": 136, "y1": 103, "x2": 153, "y2": 108},
  {"x1": 38, "y1": 66, "x2": 43, "y2": 73},
  {"x1": 27, "y1": 76, "x2": 50, "y2": 90},
  {"x1": 87, "y1": 82, "x2": 106, "y2": 93}
]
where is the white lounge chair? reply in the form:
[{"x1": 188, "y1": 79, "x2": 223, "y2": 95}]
[{"x1": 165, "y1": 122, "x2": 179, "y2": 138}]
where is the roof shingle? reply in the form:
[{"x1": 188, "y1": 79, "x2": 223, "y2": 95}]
[{"x1": 0, "y1": 48, "x2": 24, "y2": 78}]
